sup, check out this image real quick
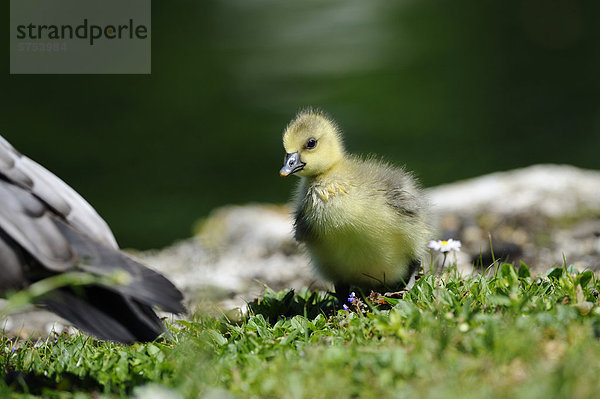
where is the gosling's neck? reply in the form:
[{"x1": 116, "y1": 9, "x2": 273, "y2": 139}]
[
  {"x1": 310, "y1": 158, "x2": 351, "y2": 183},
  {"x1": 302, "y1": 159, "x2": 354, "y2": 204}
]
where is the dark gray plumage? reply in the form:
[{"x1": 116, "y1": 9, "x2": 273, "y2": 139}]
[{"x1": 0, "y1": 135, "x2": 184, "y2": 343}]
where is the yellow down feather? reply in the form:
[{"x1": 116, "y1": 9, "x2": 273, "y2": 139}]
[{"x1": 280, "y1": 109, "x2": 430, "y2": 291}]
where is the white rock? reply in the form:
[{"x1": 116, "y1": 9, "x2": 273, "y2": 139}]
[
  {"x1": 427, "y1": 164, "x2": 600, "y2": 218},
  {"x1": 139, "y1": 204, "x2": 321, "y2": 310}
]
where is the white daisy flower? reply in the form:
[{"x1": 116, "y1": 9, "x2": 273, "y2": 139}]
[{"x1": 428, "y1": 239, "x2": 462, "y2": 253}]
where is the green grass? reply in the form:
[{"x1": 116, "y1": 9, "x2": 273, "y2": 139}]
[{"x1": 2, "y1": 263, "x2": 600, "y2": 398}]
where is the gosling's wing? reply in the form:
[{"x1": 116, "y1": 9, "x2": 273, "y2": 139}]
[
  {"x1": 378, "y1": 164, "x2": 424, "y2": 217},
  {"x1": 0, "y1": 136, "x2": 117, "y2": 249}
]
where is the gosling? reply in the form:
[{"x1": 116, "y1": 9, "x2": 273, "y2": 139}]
[{"x1": 280, "y1": 109, "x2": 429, "y2": 297}]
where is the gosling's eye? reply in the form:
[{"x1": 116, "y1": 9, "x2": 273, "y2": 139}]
[{"x1": 306, "y1": 138, "x2": 317, "y2": 149}]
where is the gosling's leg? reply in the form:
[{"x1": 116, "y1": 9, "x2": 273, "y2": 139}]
[
  {"x1": 384, "y1": 258, "x2": 421, "y2": 296},
  {"x1": 333, "y1": 283, "x2": 351, "y2": 307},
  {"x1": 405, "y1": 258, "x2": 421, "y2": 290}
]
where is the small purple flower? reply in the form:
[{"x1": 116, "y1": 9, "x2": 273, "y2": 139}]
[
  {"x1": 343, "y1": 304, "x2": 350, "y2": 311},
  {"x1": 347, "y1": 292, "x2": 356, "y2": 303}
]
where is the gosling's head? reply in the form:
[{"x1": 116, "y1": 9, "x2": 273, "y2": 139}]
[{"x1": 280, "y1": 109, "x2": 345, "y2": 178}]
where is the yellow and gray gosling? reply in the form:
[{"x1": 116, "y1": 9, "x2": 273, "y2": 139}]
[{"x1": 280, "y1": 109, "x2": 429, "y2": 298}]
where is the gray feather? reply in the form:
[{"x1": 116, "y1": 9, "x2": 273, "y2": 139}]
[
  {"x1": 0, "y1": 180, "x2": 74, "y2": 271},
  {"x1": 0, "y1": 230, "x2": 26, "y2": 292},
  {"x1": 0, "y1": 136, "x2": 117, "y2": 248},
  {"x1": 41, "y1": 289, "x2": 165, "y2": 344},
  {"x1": 52, "y1": 218, "x2": 185, "y2": 313},
  {"x1": 0, "y1": 134, "x2": 185, "y2": 343},
  {"x1": 381, "y1": 168, "x2": 424, "y2": 217}
]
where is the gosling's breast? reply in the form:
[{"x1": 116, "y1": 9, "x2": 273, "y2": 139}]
[
  {"x1": 294, "y1": 180, "x2": 350, "y2": 241},
  {"x1": 295, "y1": 177, "x2": 422, "y2": 285},
  {"x1": 296, "y1": 179, "x2": 394, "y2": 238}
]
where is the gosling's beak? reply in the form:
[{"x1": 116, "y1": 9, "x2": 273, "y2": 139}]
[{"x1": 280, "y1": 152, "x2": 305, "y2": 177}]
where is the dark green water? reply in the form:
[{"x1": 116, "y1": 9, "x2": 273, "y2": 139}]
[{"x1": 2, "y1": 0, "x2": 599, "y2": 249}]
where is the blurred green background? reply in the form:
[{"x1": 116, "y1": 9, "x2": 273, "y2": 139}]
[{"x1": 2, "y1": 0, "x2": 599, "y2": 249}]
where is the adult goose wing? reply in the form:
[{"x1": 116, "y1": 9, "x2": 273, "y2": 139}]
[{"x1": 0, "y1": 136, "x2": 184, "y2": 343}]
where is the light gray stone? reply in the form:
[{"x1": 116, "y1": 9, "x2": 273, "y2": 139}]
[{"x1": 428, "y1": 164, "x2": 600, "y2": 218}]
